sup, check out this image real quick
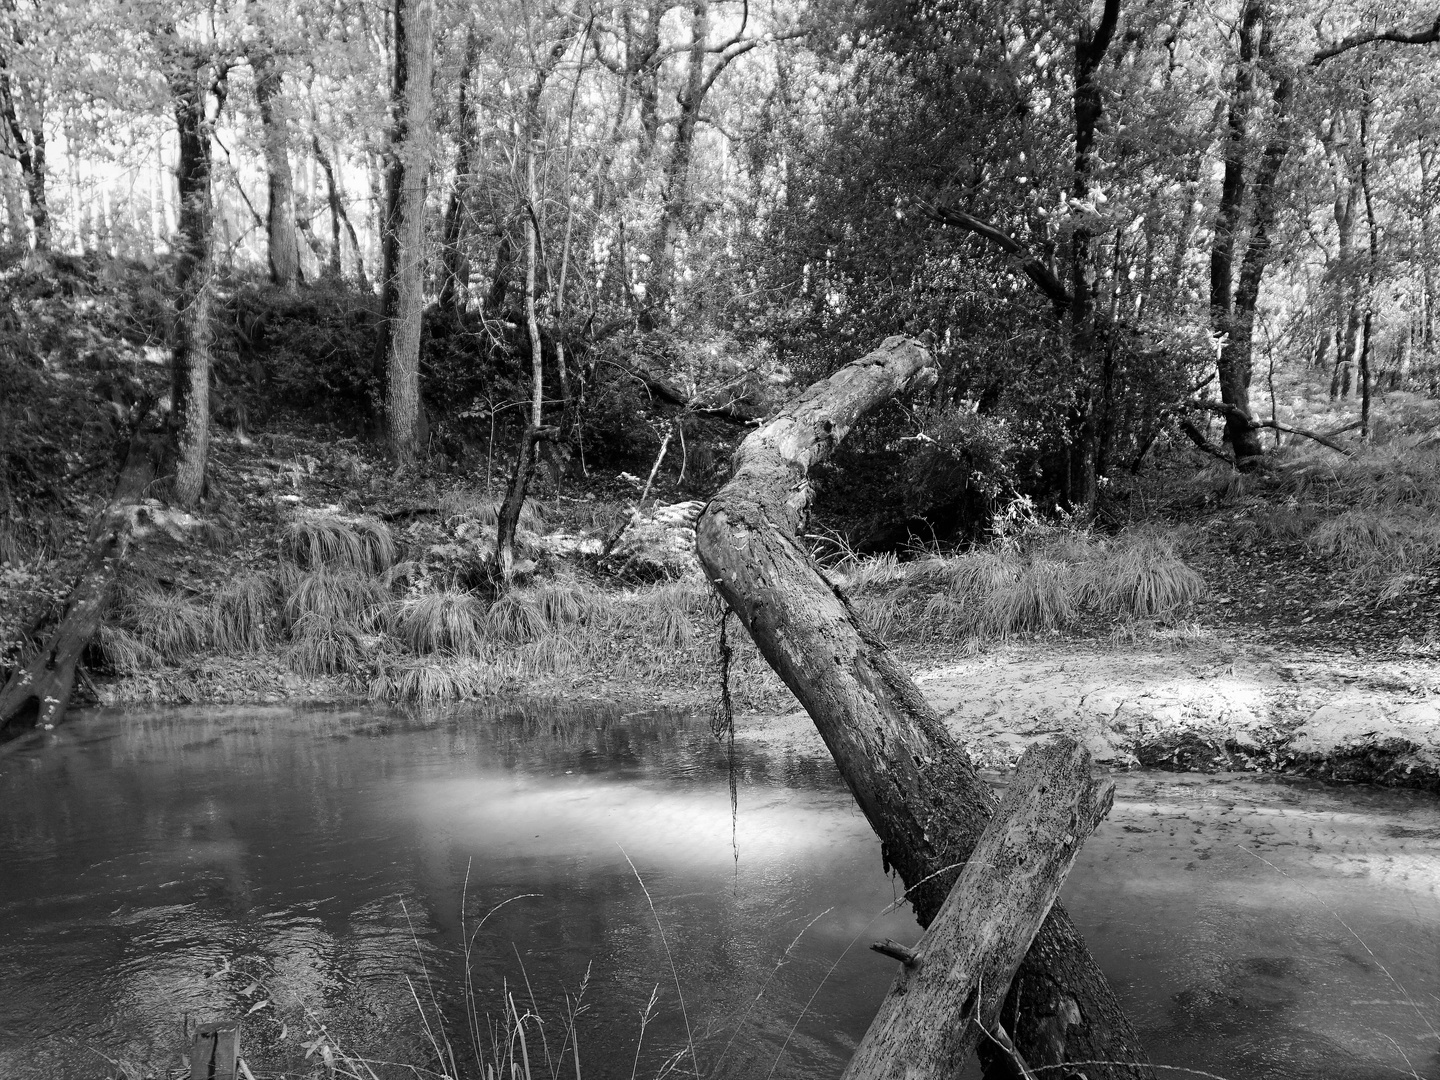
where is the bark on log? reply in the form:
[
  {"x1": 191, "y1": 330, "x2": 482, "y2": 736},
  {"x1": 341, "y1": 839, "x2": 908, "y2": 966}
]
[
  {"x1": 695, "y1": 336, "x2": 1154, "y2": 1079},
  {"x1": 0, "y1": 432, "x2": 163, "y2": 736},
  {"x1": 844, "y1": 737, "x2": 1115, "y2": 1080}
]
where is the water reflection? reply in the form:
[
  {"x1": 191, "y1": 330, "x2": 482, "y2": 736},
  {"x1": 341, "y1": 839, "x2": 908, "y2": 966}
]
[{"x1": 0, "y1": 705, "x2": 1436, "y2": 1080}]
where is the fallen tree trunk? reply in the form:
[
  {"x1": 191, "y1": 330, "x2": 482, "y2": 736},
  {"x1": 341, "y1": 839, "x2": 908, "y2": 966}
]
[
  {"x1": 845, "y1": 737, "x2": 1115, "y2": 1080},
  {"x1": 0, "y1": 432, "x2": 163, "y2": 736},
  {"x1": 695, "y1": 336, "x2": 1154, "y2": 1079}
]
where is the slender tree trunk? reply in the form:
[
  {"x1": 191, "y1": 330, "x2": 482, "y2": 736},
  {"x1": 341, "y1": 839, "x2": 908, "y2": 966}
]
[
  {"x1": 495, "y1": 42, "x2": 558, "y2": 581},
  {"x1": 168, "y1": 55, "x2": 215, "y2": 509},
  {"x1": 380, "y1": 0, "x2": 435, "y2": 465},
  {"x1": 312, "y1": 133, "x2": 367, "y2": 288},
  {"x1": 1209, "y1": 0, "x2": 1266, "y2": 462},
  {"x1": 253, "y1": 50, "x2": 301, "y2": 290},
  {"x1": 438, "y1": 26, "x2": 479, "y2": 314},
  {"x1": 697, "y1": 337, "x2": 1155, "y2": 1080},
  {"x1": 484, "y1": 229, "x2": 515, "y2": 314},
  {"x1": 0, "y1": 51, "x2": 49, "y2": 254},
  {"x1": 2, "y1": 152, "x2": 23, "y2": 243},
  {"x1": 650, "y1": 0, "x2": 709, "y2": 306},
  {"x1": 634, "y1": 6, "x2": 662, "y2": 163},
  {"x1": 1358, "y1": 85, "x2": 1380, "y2": 437}
]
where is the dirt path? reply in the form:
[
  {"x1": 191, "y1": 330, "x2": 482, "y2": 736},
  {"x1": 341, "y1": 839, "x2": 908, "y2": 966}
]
[{"x1": 738, "y1": 640, "x2": 1440, "y2": 790}]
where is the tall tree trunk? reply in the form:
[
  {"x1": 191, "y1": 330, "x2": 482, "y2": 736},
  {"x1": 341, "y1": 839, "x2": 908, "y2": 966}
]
[
  {"x1": 650, "y1": 0, "x2": 709, "y2": 306},
  {"x1": 0, "y1": 48, "x2": 49, "y2": 254},
  {"x1": 380, "y1": 0, "x2": 435, "y2": 465},
  {"x1": 1219, "y1": 52, "x2": 1294, "y2": 465},
  {"x1": 696, "y1": 337, "x2": 1155, "y2": 1080},
  {"x1": 167, "y1": 55, "x2": 215, "y2": 509},
  {"x1": 253, "y1": 49, "x2": 301, "y2": 290},
  {"x1": 1209, "y1": 0, "x2": 1266, "y2": 463},
  {"x1": 634, "y1": 6, "x2": 662, "y2": 163},
  {"x1": 1065, "y1": 0, "x2": 1120, "y2": 511},
  {"x1": 438, "y1": 26, "x2": 479, "y2": 313}
]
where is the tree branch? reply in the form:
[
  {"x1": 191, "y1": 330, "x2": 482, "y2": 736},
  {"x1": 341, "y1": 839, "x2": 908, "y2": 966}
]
[
  {"x1": 923, "y1": 203, "x2": 1073, "y2": 313},
  {"x1": 1311, "y1": 14, "x2": 1440, "y2": 65}
]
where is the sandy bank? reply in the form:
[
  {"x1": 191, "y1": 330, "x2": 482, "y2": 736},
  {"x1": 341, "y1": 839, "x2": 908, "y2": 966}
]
[{"x1": 737, "y1": 641, "x2": 1440, "y2": 791}]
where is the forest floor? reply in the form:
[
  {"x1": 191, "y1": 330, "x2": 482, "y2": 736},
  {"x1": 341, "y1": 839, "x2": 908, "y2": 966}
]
[{"x1": 2, "y1": 258, "x2": 1438, "y2": 789}]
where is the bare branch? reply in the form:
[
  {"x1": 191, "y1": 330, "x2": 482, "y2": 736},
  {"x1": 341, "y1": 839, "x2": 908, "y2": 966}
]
[{"x1": 1311, "y1": 14, "x2": 1440, "y2": 65}]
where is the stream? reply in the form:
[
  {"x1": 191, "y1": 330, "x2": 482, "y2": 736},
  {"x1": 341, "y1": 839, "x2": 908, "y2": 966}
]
[{"x1": 1, "y1": 703, "x2": 1436, "y2": 1079}]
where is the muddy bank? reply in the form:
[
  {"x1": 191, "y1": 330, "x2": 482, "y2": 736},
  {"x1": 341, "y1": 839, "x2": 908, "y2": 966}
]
[{"x1": 738, "y1": 641, "x2": 1440, "y2": 792}]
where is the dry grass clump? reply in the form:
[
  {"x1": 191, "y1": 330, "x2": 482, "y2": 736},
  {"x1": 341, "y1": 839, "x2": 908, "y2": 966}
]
[
  {"x1": 208, "y1": 573, "x2": 276, "y2": 653},
  {"x1": 839, "y1": 525, "x2": 1205, "y2": 641},
  {"x1": 393, "y1": 589, "x2": 488, "y2": 656},
  {"x1": 286, "y1": 610, "x2": 364, "y2": 676},
  {"x1": 1279, "y1": 444, "x2": 1440, "y2": 511},
  {"x1": 283, "y1": 567, "x2": 390, "y2": 630},
  {"x1": 281, "y1": 514, "x2": 397, "y2": 574},
  {"x1": 530, "y1": 580, "x2": 594, "y2": 627},
  {"x1": 439, "y1": 490, "x2": 549, "y2": 533},
  {"x1": 95, "y1": 623, "x2": 161, "y2": 673},
  {"x1": 125, "y1": 586, "x2": 210, "y2": 661},
  {"x1": 1085, "y1": 534, "x2": 1207, "y2": 618},
  {"x1": 369, "y1": 656, "x2": 495, "y2": 703},
  {"x1": 485, "y1": 590, "x2": 551, "y2": 645},
  {"x1": 1308, "y1": 507, "x2": 1440, "y2": 577}
]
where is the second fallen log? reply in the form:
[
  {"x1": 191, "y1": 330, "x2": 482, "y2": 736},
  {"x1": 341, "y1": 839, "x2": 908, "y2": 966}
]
[{"x1": 843, "y1": 737, "x2": 1115, "y2": 1080}]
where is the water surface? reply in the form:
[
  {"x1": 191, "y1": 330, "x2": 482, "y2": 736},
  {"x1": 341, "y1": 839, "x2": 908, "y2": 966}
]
[{"x1": 1, "y1": 704, "x2": 1436, "y2": 1079}]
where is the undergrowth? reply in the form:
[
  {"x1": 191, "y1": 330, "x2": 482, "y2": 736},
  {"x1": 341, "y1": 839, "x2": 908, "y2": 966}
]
[
  {"x1": 95, "y1": 507, "x2": 789, "y2": 709},
  {"x1": 835, "y1": 525, "x2": 1206, "y2": 643}
]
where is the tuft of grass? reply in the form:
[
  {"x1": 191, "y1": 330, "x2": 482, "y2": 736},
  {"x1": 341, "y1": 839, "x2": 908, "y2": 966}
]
[
  {"x1": 95, "y1": 623, "x2": 161, "y2": 674},
  {"x1": 282, "y1": 514, "x2": 397, "y2": 573},
  {"x1": 368, "y1": 656, "x2": 492, "y2": 703},
  {"x1": 980, "y1": 558, "x2": 1077, "y2": 635},
  {"x1": 486, "y1": 591, "x2": 550, "y2": 645},
  {"x1": 393, "y1": 589, "x2": 489, "y2": 657},
  {"x1": 283, "y1": 567, "x2": 390, "y2": 630},
  {"x1": 838, "y1": 551, "x2": 905, "y2": 592},
  {"x1": 1087, "y1": 535, "x2": 1207, "y2": 618},
  {"x1": 125, "y1": 586, "x2": 210, "y2": 661},
  {"x1": 208, "y1": 573, "x2": 276, "y2": 654},
  {"x1": 286, "y1": 611, "x2": 364, "y2": 677},
  {"x1": 441, "y1": 490, "x2": 549, "y2": 533},
  {"x1": 530, "y1": 581, "x2": 593, "y2": 627},
  {"x1": 1309, "y1": 508, "x2": 1440, "y2": 578}
]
